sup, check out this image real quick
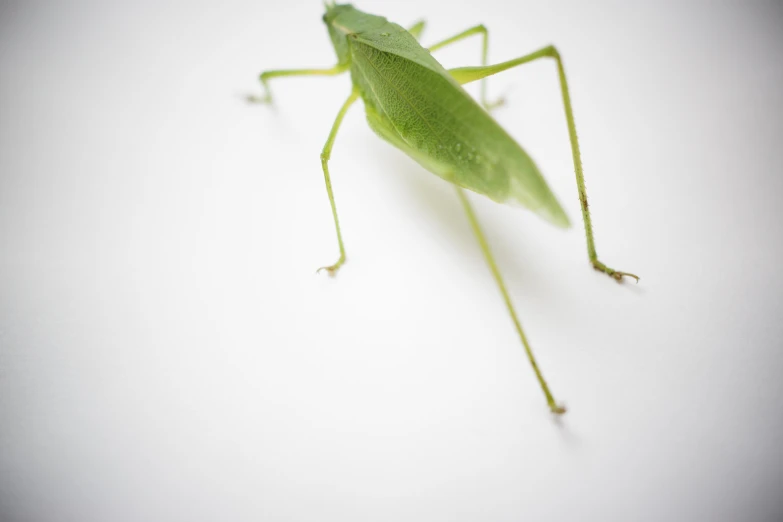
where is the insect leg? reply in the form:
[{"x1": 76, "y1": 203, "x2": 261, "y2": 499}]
[
  {"x1": 247, "y1": 63, "x2": 349, "y2": 105},
  {"x1": 316, "y1": 89, "x2": 360, "y2": 275},
  {"x1": 426, "y1": 25, "x2": 503, "y2": 110},
  {"x1": 449, "y1": 46, "x2": 639, "y2": 283},
  {"x1": 407, "y1": 20, "x2": 427, "y2": 40},
  {"x1": 455, "y1": 187, "x2": 565, "y2": 415}
]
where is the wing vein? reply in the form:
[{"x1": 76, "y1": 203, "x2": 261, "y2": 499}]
[{"x1": 353, "y1": 43, "x2": 461, "y2": 167}]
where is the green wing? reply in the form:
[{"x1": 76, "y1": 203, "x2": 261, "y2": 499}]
[{"x1": 348, "y1": 24, "x2": 570, "y2": 228}]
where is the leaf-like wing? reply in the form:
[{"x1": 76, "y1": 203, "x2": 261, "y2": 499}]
[{"x1": 349, "y1": 26, "x2": 570, "y2": 228}]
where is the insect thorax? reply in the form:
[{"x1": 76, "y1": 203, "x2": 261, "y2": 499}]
[{"x1": 323, "y1": 4, "x2": 389, "y2": 66}]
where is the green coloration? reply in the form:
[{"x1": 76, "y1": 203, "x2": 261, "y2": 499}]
[
  {"x1": 250, "y1": 2, "x2": 638, "y2": 415},
  {"x1": 316, "y1": 89, "x2": 359, "y2": 274}
]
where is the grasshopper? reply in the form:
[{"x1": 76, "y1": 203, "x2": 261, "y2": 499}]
[{"x1": 250, "y1": 2, "x2": 638, "y2": 414}]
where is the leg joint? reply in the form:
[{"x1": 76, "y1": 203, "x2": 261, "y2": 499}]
[{"x1": 580, "y1": 195, "x2": 589, "y2": 212}]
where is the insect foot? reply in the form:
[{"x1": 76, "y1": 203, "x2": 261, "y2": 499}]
[
  {"x1": 244, "y1": 94, "x2": 272, "y2": 105},
  {"x1": 316, "y1": 259, "x2": 345, "y2": 277},
  {"x1": 592, "y1": 260, "x2": 640, "y2": 284},
  {"x1": 483, "y1": 97, "x2": 507, "y2": 112},
  {"x1": 550, "y1": 403, "x2": 567, "y2": 415}
]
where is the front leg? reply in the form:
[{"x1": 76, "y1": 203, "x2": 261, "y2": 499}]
[
  {"x1": 247, "y1": 63, "x2": 349, "y2": 105},
  {"x1": 316, "y1": 90, "x2": 359, "y2": 275}
]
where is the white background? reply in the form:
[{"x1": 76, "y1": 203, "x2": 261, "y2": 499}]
[{"x1": 1, "y1": 1, "x2": 782, "y2": 521}]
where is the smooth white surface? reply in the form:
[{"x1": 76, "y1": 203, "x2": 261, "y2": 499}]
[{"x1": 1, "y1": 1, "x2": 782, "y2": 521}]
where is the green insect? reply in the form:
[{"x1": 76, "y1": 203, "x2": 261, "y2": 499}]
[{"x1": 249, "y1": 2, "x2": 638, "y2": 415}]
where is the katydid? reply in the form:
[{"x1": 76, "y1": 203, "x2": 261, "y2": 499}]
[{"x1": 249, "y1": 2, "x2": 638, "y2": 415}]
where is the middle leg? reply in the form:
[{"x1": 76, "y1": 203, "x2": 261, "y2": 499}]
[{"x1": 425, "y1": 24, "x2": 504, "y2": 110}]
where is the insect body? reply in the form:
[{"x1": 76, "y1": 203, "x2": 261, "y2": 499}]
[{"x1": 250, "y1": 2, "x2": 638, "y2": 415}]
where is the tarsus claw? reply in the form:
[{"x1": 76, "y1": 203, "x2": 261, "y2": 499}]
[
  {"x1": 592, "y1": 260, "x2": 640, "y2": 284},
  {"x1": 316, "y1": 258, "x2": 344, "y2": 276},
  {"x1": 611, "y1": 271, "x2": 640, "y2": 283},
  {"x1": 550, "y1": 403, "x2": 567, "y2": 415}
]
